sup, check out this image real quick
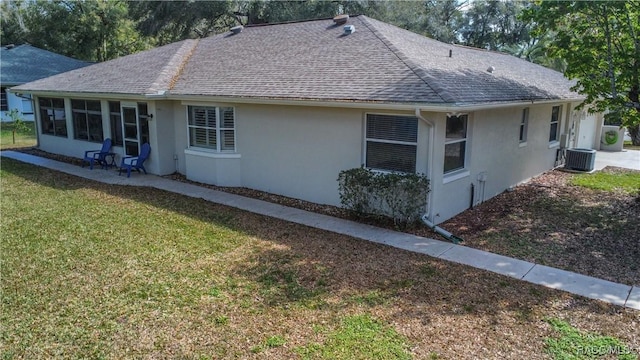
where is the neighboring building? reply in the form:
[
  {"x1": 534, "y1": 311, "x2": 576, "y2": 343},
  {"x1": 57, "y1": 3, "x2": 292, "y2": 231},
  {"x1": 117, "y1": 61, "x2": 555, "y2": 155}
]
[
  {"x1": 13, "y1": 15, "x2": 603, "y2": 224},
  {"x1": 1, "y1": 44, "x2": 89, "y2": 121}
]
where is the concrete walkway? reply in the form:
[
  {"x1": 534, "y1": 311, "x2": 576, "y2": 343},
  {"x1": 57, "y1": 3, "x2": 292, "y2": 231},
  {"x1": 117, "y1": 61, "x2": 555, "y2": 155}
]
[
  {"x1": 595, "y1": 149, "x2": 640, "y2": 171},
  {"x1": 2, "y1": 150, "x2": 639, "y2": 310}
]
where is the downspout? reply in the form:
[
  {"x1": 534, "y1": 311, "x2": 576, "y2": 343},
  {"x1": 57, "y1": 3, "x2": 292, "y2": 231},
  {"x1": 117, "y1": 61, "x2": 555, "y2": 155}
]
[{"x1": 414, "y1": 108, "x2": 463, "y2": 244}]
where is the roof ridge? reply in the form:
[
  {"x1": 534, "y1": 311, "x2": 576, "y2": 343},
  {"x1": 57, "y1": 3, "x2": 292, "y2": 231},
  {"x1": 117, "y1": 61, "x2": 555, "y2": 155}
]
[
  {"x1": 358, "y1": 16, "x2": 455, "y2": 103},
  {"x1": 147, "y1": 39, "x2": 200, "y2": 94},
  {"x1": 245, "y1": 14, "x2": 363, "y2": 28}
]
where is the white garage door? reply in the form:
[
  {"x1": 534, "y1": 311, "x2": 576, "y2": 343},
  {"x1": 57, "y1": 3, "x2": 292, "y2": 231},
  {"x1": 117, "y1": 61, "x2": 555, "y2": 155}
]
[{"x1": 577, "y1": 113, "x2": 597, "y2": 149}]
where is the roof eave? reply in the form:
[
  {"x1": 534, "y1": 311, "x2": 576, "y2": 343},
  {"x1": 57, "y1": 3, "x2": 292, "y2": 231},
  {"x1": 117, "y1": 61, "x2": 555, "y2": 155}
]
[
  {"x1": 10, "y1": 89, "x2": 585, "y2": 112},
  {"x1": 170, "y1": 93, "x2": 586, "y2": 112},
  {"x1": 8, "y1": 88, "x2": 152, "y2": 101}
]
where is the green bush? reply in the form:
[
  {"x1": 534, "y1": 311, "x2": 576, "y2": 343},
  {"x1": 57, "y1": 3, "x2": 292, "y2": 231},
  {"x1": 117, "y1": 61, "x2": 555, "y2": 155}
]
[{"x1": 337, "y1": 167, "x2": 430, "y2": 227}]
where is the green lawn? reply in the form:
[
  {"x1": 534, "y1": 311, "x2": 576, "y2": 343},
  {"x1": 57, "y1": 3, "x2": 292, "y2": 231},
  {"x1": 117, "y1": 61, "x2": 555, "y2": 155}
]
[
  {"x1": 2, "y1": 158, "x2": 638, "y2": 359},
  {"x1": 571, "y1": 170, "x2": 640, "y2": 194},
  {"x1": 624, "y1": 140, "x2": 640, "y2": 151},
  {"x1": 0, "y1": 121, "x2": 37, "y2": 149}
]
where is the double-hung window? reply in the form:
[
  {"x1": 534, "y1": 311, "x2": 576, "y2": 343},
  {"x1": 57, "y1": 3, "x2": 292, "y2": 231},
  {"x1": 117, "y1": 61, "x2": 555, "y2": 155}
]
[
  {"x1": 444, "y1": 114, "x2": 468, "y2": 173},
  {"x1": 365, "y1": 114, "x2": 418, "y2": 173},
  {"x1": 519, "y1": 108, "x2": 529, "y2": 144},
  {"x1": 72, "y1": 99, "x2": 103, "y2": 142},
  {"x1": 549, "y1": 105, "x2": 561, "y2": 142},
  {"x1": 187, "y1": 106, "x2": 235, "y2": 152},
  {"x1": 39, "y1": 97, "x2": 67, "y2": 137}
]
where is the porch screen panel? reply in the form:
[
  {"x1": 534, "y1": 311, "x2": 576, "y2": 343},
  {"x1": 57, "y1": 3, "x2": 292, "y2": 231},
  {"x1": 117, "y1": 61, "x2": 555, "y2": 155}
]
[
  {"x1": 72, "y1": 99, "x2": 103, "y2": 142},
  {"x1": 39, "y1": 97, "x2": 67, "y2": 137},
  {"x1": 109, "y1": 101, "x2": 123, "y2": 146},
  {"x1": 365, "y1": 114, "x2": 418, "y2": 173}
]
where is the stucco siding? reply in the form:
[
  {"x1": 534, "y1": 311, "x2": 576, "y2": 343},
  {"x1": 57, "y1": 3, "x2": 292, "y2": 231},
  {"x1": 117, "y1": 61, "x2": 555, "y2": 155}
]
[
  {"x1": 238, "y1": 104, "x2": 363, "y2": 205},
  {"x1": 429, "y1": 103, "x2": 568, "y2": 224},
  {"x1": 152, "y1": 100, "x2": 178, "y2": 175}
]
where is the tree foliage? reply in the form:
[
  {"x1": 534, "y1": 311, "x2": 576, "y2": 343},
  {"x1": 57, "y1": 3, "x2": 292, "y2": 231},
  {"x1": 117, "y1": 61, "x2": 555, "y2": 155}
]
[
  {"x1": 128, "y1": 0, "x2": 238, "y2": 45},
  {"x1": 459, "y1": 0, "x2": 530, "y2": 51},
  {"x1": 524, "y1": 1, "x2": 640, "y2": 143},
  {"x1": 1, "y1": 0, "x2": 150, "y2": 62}
]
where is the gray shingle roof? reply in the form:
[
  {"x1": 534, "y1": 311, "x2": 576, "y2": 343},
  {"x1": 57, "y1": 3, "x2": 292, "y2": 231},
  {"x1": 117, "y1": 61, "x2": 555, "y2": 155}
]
[
  {"x1": 12, "y1": 40, "x2": 198, "y2": 95},
  {"x1": 0, "y1": 44, "x2": 90, "y2": 85},
  {"x1": 14, "y1": 16, "x2": 580, "y2": 105}
]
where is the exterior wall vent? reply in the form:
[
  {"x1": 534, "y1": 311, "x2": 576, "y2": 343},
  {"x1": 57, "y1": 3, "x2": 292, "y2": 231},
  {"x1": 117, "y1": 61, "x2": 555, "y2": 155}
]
[
  {"x1": 343, "y1": 25, "x2": 356, "y2": 35},
  {"x1": 333, "y1": 14, "x2": 349, "y2": 25},
  {"x1": 565, "y1": 148, "x2": 596, "y2": 172},
  {"x1": 230, "y1": 25, "x2": 243, "y2": 35}
]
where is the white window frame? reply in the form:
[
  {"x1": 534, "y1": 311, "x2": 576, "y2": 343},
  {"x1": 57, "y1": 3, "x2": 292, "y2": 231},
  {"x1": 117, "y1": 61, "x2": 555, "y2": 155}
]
[
  {"x1": 519, "y1": 108, "x2": 529, "y2": 146},
  {"x1": 549, "y1": 105, "x2": 561, "y2": 143},
  {"x1": 71, "y1": 98, "x2": 104, "y2": 143},
  {"x1": 187, "y1": 105, "x2": 236, "y2": 153},
  {"x1": 444, "y1": 114, "x2": 468, "y2": 174},
  {"x1": 364, "y1": 113, "x2": 419, "y2": 174},
  {"x1": 38, "y1": 97, "x2": 67, "y2": 137}
]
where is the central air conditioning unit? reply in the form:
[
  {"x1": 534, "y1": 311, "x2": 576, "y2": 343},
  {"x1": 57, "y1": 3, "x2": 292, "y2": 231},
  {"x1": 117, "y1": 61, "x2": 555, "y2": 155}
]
[{"x1": 564, "y1": 148, "x2": 596, "y2": 172}]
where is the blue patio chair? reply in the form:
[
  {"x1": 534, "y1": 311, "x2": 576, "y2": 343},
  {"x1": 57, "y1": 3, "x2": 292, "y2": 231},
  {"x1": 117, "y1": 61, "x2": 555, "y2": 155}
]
[
  {"x1": 82, "y1": 138, "x2": 112, "y2": 170},
  {"x1": 118, "y1": 143, "x2": 151, "y2": 178}
]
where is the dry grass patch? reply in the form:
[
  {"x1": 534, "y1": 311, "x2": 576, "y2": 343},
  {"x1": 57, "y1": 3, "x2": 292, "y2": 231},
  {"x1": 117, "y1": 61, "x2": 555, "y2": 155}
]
[{"x1": 2, "y1": 158, "x2": 638, "y2": 359}]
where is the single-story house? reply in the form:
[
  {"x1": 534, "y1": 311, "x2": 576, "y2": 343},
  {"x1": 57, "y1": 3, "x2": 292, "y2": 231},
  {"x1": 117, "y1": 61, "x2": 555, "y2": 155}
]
[
  {"x1": 1, "y1": 44, "x2": 89, "y2": 121},
  {"x1": 13, "y1": 15, "x2": 604, "y2": 224}
]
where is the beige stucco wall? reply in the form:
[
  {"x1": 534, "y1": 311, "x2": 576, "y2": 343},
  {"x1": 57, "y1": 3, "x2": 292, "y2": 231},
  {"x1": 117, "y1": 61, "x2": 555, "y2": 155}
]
[
  {"x1": 427, "y1": 103, "x2": 570, "y2": 224},
  {"x1": 170, "y1": 103, "x2": 431, "y2": 206},
  {"x1": 33, "y1": 95, "x2": 580, "y2": 226}
]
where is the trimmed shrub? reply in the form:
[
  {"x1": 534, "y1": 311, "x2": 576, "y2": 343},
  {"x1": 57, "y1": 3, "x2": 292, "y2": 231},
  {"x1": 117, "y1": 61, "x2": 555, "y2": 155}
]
[{"x1": 338, "y1": 167, "x2": 430, "y2": 227}]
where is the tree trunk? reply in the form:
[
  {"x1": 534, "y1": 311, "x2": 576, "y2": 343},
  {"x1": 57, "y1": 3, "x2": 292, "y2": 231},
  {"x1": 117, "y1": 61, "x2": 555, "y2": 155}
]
[{"x1": 629, "y1": 123, "x2": 640, "y2": 146}]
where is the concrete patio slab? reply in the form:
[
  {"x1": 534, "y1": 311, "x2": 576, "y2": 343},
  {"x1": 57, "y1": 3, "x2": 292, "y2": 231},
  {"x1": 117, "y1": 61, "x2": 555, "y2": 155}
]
[
  {"x1": 523, "y1": 265, "x2": 632, "y2": 307},
  {"x1": 438, "y1": 245, "x2": 536, "y2": 279},
  {"x1": 627, "y1": 286, "x2": 640, "y2": 310}
]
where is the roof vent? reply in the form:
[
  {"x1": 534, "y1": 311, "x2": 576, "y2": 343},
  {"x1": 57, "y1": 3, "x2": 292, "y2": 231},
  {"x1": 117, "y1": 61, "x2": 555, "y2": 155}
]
[
  {"x1": 230, "y1": 25, "x2": 243, "y2": 35},
  {"x1": 343, "y1": 25, "x2": 356, "y2": 35},
  {"x1": 333, "y1": 14, "x2": 349, "y2": 25},
  {"x1": 486, "y1": 66, "x2": 495, "y2": 73}
]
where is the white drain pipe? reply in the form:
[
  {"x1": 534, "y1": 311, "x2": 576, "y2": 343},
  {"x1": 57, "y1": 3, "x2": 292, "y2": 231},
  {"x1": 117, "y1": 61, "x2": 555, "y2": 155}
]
[
  {"x1": 415, "y1": 108, "x2": 463, "y2": 244},
  {"x1": 421, "y1": 215, "x2": 463, "y2": 244}
]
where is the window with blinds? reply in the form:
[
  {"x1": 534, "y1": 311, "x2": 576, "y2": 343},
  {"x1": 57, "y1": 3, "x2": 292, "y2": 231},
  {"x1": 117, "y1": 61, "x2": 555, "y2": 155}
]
[
  {"x1": 365, "y1": 114, "x2": 418, "y2": 173},
  {"x1": 188, "y1": 106, "x2": 235, "y2": 152}
]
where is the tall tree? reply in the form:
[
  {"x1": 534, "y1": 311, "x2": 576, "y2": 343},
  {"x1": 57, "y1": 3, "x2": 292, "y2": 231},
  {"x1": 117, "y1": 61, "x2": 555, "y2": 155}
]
[
  {"x1": 460, "y1": 0, "x2": 529, "y2": 51},
  {"x1": 525, "y1": 1, "x2": 640, "y2": 145},
  {"x1": 0, "y1": 0, "x2": 29, "y2": 46},
  {"x1": 2, "y1": 0, "x2": 149, "y2": 62},
  {"x1": 128, "y1": 1, "x2": 237, "y2": 45},
  {"x1": 422, "y1": 0, "x2": 465, "y2": 44}
]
